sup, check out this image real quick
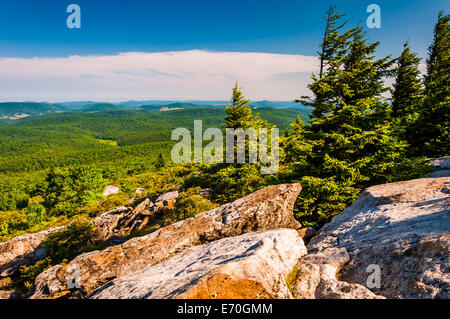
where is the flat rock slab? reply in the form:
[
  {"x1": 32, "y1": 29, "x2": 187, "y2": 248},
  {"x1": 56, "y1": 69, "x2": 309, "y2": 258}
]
[
  {"x1": 308, "y1": 177, "x2": 450, "y2": 299},
  {"x1": 31, "y1": 183, "x2": 302, "y2": 298},
  {"x1": 89, "y1": 229, "x2": 307, "y2": 299}
]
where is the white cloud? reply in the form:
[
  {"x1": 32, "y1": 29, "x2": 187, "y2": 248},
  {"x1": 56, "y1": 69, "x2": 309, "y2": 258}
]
[{"x1": 0, "y1": 50, "x2": 319, "y2": 102}]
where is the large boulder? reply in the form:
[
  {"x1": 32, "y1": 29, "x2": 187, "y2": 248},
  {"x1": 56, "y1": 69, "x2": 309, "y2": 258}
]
[
  {"x1": 31, "y1": 183, "x2": 302, "y2": 298},
  {"x1": 0, "y1": 226, "x2": 64, "y2": 278},
  {"x1": 89, "y1": 229, "x2": 306, "y2": 299},
  {"x1": 308, "y1": 176, "x2": 450, "y2": 299},
  {"x1": 430, "y1": 157, "x2": 450, "y2": 170},
  {"x1": 155, "y1": 190, "x2": 178, "y2": 203}
]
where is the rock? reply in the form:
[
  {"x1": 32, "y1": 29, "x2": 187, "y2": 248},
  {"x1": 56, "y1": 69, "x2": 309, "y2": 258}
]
[
  {"x1": 427, "y1": 157, "x2": 450, "y2": 178},
  {"x1": 427, "y1": 169, "x2": 450, "y2": 178},
  {"x1": 92, "y1": 198, "x2": 165, "y2": 241},
  {"x1": 308, "y1": 176, "x2": 450, "y2": 299},
  {"x1": 297, "y1": 227, "x2": 317, "y2": 243},
  {"x1": 0, "y1": 226, "x2": 64, "y2": 278},
  {"x1": 0, "y1": 290, "x2": 21, "y2": 299},
  {"x1": 89, "y1": 229, "x2": 306, "y2": 299},
  {"x1": 154, "y1": 191, "x2": 178, "y2": 209},
  {"x1": 0, "y1": 277, "x2": 12, "y2": 290},
  {"x1": 430, "y1": 157, "x2": 450, "y2": 170},
  {"x1": 155, "y1": 190, "x2": 178, "y2": 203},
  {"x1": 0, "y1": 199, "x2": 163, "y2": 278},
  {"x1": 103, "y1": 185, "x2": 119, "y2": 197},
  {"x1": 135, "y1": 188, "x2": 145, "y2": 194},
  {"x1": 198, "y1": 188, "x2": 213, "y2": 199},
  {"x1": 290, "y1": 248, "x2": 383, "y2": 299},
  {"x1": 31, "y1": 183, "x2": 302, "y2": 298},
  {"x1": 92, "y1": 206, "x2": 132, "y2": 241}
]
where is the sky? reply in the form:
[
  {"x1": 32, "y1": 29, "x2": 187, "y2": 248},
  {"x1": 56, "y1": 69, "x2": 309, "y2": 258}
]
[{"x1": 0, "y1": 0, "x2": 447, "y2": 102}]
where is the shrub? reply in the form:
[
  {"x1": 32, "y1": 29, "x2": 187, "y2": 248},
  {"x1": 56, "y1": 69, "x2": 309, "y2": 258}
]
[
  {"x1": 25, "y1": 196, "x2": 47, "y2": 226},
  {"x1": 165, "y1": 187, "x2": 217, "y2": 224},
  {"x1": 43, "y1": 216, "x2": 96, "y2": 264},
  {"x1": 43, "y1": 166, "x2": 107, "y2": 217}
]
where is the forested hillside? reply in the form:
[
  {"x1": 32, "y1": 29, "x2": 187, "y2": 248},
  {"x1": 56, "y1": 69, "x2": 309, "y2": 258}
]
[{"x1": 0, "y1": 107, "x2": 308, "y2": 241}]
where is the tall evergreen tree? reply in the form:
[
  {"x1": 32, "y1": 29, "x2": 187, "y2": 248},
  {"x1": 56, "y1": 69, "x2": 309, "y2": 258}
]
[
  {"x1": 317, "y1": 5, "x2": 347, "y2": 79},
  {"x1": 225, "y1": 81, "x2": 270, "y2": 129},
  {"x1": 205, "y1": 82, "x2": 273, "y2": 203},
  {"x1": 290, "y1": 11, "x2": 423, "y2": 228},
  {"x1": 298, "y1": 5, "x2": 354, "y2": 120},
  {"x1": 414, "y1": 12, "x2": 449, "y2": 156},
  {"x1": 391, "y1": 42, "x2": 423, "y2": 120}
]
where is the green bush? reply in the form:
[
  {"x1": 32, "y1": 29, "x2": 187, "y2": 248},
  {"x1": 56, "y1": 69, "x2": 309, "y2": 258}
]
[
  {"x1": 164, "y1": 187, "x2": 217, "y2": 224},
  {"x1": 25, "y1": 196, "x2": 47, "y2": 226},
  {"x1": 43, "y1": 166, "x2": 107, "y2": 217},
  {"x1": 43, "y1": 216, "x2": 96, "y2": 264}
]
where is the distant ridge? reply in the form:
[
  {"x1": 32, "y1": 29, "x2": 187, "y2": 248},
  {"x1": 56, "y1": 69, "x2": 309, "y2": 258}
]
[
  {"x1": 0, "y1": 100, "x2": 312, "y2": 120},
  {"x1": 0, "y1": 102, "x2": 65, "y2": 119}
]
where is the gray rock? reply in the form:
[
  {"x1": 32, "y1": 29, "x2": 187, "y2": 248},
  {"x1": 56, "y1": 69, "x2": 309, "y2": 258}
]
[
  {"x1": 155, "y1": 190, "x2": 178, "y2": 203},
  {"x1": 427, "y1": 169, "x2": 450, "y2": 178},
  {"x1": 103, "y1": 185, "x2": 119, "y2": 197},
  {"x1": 0, "y1": 226, "x2": 64, "y2": 278},
  {"x1": 291, "y1": 248, "x2": 384, "y2": 299},
  {"x1": 308, "y1": 176, "x2": 450, "y2": 299},
  {"x1": 89, "y1": 229, "x2": 307, "y2": 299},
  {"x1": 430, "y1": 157, "x2": 450, "y2": 170},
  {"x1": 0, "y1": 199, "x2": 161, "y2": 279}
]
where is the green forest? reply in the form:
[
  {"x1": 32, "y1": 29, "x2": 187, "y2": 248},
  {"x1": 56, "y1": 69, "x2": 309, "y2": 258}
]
[{"x1": 0, "y1": 6, "x2": 448, "y2": 292}]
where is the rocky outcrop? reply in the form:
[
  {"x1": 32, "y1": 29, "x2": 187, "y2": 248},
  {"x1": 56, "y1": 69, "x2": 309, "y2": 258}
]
[
  {"x1": 89, "y1": 229, "x2": 306, "y2": 299},
  {"x1": 0, "y1": 226, "x2": 64, "y2": 278},
  {"x1": 92, "y1": 197, "x2": 165, "y2": 241},
  {"x1": 31, "y1": 183, "x2": 302, "y2": 298},
  {"x1": 308, "y1": 176, "x2": 450, "y2": 299},
  {"x1": 0, "y1": 193, "x2": 174, "y2": 284},
  {"x1": 430, "y1": 157, "x2": 450, "y2": 170}
]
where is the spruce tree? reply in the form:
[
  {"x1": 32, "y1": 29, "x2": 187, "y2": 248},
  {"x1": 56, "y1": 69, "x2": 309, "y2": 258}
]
[
  {"x1": 154, "y1": 152, "x2": 166, "y2": 169},
  {"x1": 414, "y1": 12, "x2": 449, "y2": 156},
  {"x1": 225, "y1": 81, "x2": 270, "y2": 129},
  {"x1": 391, "y1": 42, "x2": 423, "y2": 119},
  {"x1": 291, "y1": 12, "x2": 422, "y2": 228},
  {"x1": 207, "y1": 82, "x2": 273, "y2": 203},
  {"x1": 298, "y1": 5, "x2": 354, "y2": 120},
  {"x1": 282, "y1": 115, "x2": 312, "y2": 168}
]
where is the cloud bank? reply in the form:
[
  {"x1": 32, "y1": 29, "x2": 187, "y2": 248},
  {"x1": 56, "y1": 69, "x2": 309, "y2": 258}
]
[{"x1": 0, "y1": 50, "x2": 319, "y2": 102}]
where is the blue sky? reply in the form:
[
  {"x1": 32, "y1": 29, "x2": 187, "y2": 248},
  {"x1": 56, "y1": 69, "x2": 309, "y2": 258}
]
[{"x1": 0, "y1": 0, "x2": 447, "y2": 101}]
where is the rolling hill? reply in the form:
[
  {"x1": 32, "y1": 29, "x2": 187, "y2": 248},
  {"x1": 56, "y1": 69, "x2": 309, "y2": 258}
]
[{"x1": 0, "y1": 102, "x2": 65, "y2": 119}]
